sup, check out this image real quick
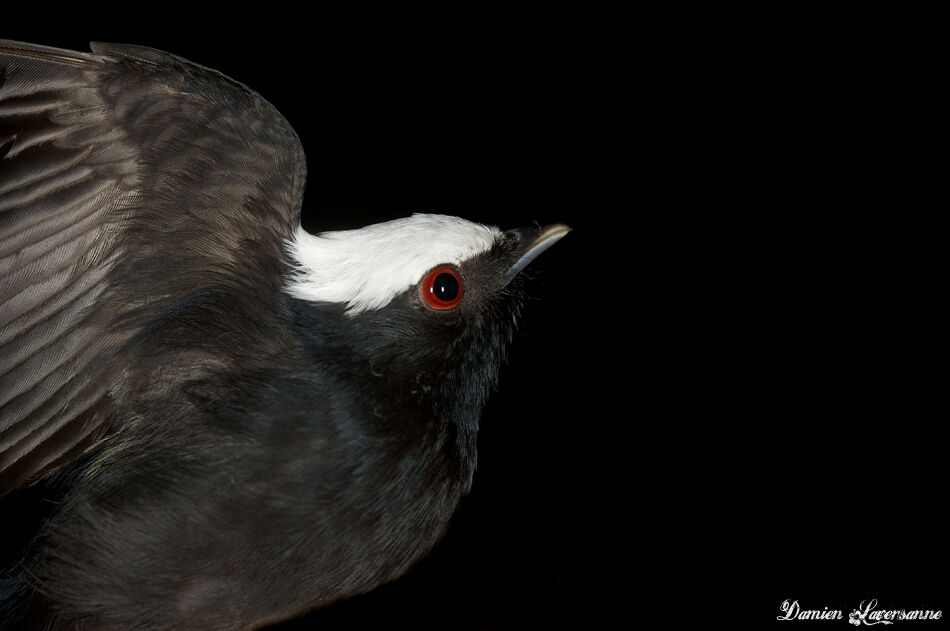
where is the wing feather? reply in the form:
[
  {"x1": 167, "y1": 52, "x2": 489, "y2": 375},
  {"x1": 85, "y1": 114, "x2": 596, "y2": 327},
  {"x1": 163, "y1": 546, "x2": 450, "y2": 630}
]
[{"x1": 0, "y1": 40, "x2": 307, "y2": 493}]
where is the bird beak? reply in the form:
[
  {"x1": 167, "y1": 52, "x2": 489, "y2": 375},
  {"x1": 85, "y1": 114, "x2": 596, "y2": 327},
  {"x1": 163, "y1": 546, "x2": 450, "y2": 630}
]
[{"x1": 504, "y1": 223, "x2": 572, "y2": 283}]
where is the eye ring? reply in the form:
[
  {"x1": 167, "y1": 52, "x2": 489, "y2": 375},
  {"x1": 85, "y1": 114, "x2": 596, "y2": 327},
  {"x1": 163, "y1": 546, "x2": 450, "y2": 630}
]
[{"x1": 421, "y1": 266, "x2": 463, "y2": 310}]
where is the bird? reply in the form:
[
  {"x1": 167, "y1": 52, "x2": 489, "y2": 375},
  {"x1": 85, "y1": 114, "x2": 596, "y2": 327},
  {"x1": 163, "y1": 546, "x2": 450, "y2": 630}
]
[{"x1": 0, "y1": 40, "x2": 569, "y2": 630}]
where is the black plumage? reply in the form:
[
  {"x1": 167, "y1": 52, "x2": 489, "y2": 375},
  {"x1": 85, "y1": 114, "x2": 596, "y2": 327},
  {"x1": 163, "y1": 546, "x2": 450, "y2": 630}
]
[{"x1": 0, "y1": 40, "x2": 568, "y2": 630}]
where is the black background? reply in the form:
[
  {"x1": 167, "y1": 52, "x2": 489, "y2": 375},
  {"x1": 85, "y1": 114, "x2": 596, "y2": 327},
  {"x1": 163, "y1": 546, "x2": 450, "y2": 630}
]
[{"x1": 3, "y1": 6, "x2": 945, "y2": 629}]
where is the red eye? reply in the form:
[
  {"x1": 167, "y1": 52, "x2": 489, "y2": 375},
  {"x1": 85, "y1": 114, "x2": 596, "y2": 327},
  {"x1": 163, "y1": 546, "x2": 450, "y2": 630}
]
[{"x1": 421, "y1": 266, "x2": 463, "y2": 310}]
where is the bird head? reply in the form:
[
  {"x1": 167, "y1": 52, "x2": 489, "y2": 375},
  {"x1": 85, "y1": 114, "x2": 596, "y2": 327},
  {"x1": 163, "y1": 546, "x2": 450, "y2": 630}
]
[{"x1": 283, "y1": 213, "x2": 570, "y2": 433}]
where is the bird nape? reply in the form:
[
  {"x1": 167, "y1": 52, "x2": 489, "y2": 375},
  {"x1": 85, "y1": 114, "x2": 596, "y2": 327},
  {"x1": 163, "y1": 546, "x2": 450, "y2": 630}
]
[{"x1": 0, "y1": 40, "x2": 569, "y2": 630}]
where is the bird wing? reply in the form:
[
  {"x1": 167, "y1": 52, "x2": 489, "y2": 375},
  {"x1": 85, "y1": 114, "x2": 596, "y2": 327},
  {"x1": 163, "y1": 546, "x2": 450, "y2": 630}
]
[{"x1": 0, "y1": 40, "x2": 307, "y2": 494}]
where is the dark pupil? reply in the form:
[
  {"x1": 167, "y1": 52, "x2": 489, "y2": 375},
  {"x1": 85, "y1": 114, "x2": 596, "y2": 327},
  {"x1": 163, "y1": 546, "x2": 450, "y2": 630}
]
[{"x1": 433, "y1": 273, "x2": 460, "y2": 302}]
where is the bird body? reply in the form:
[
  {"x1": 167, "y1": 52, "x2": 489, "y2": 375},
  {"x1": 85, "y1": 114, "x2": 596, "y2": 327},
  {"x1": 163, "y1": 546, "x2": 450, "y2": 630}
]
[{"x1": 0, "y1": 40, "x2": 568, "y2": 629}]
